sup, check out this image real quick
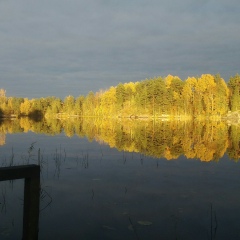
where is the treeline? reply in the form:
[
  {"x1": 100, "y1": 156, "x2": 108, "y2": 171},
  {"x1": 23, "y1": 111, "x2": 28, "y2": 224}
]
[
  {"x1": 1, "y1": 74, "x2": 240, "y2": 118},
  {"x1": 0, "y1": 117, "x2": 239, "y2": 161}
]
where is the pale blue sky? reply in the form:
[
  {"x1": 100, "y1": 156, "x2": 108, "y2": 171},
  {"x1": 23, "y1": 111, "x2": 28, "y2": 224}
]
[{"x1": 0, "y1": 0, "x2": 239, "y2": 99}]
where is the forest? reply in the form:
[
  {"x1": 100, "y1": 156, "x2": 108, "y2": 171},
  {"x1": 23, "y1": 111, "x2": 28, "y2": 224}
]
[{"x1": 0, "y1": 73, "x2": 240, "y2": 119}]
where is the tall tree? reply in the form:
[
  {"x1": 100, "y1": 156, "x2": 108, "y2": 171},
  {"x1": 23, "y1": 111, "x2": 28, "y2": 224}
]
[
  {"x1": 63, "y1": 95, "x2": 75, "y2": 115},
  {"x1": 228, "y1": 74, "x2": 240, "y2": 111},
  {"x1": 116, "y1": 83, "x2": 126, "y2": 110}
]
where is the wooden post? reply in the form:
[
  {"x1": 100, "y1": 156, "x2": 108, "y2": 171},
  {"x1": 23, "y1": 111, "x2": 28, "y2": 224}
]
[{"x1": 0, "y1": 165, "x2": 40, "y2": 240}]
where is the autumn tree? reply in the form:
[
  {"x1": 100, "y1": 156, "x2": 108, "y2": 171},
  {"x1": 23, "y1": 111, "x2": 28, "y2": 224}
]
[
  {"x1": 6, "y1": 97, "x2": 24, "y2": 116},
  {"x1": 0, "y1": 89, "x2": 6, "y2": 105},
  {"x1": 169, "y1": 76, "x2": 184, "y2": 115},
  {"x1": 63, "y1": 95, "x2": 75, "y2": 115},
  {"x1": 182, "y1": 77, "x2": 197, "y2": 115},
  {"x1": 135, "y1": 81, "x2": 148, "y2": 113},
  {"x1": 20, "y1": 98, "x2": 32, "y2": 116},
  {"x1": 99, "y1": 87, "x2": 117, "y2": 116},
  {"x1": 214, "y1": 74, "x2": 229, "y2": 115},
  {"x1": 83, "y1": 91, "x2": 96, "y2": 116},
  {"x1": 116, "y1": 83, "x2": 126, "y2": 111},
  {"x1": 75, "y1": 95, "x2": 84, "y2": 116},
  {"x1": 228, "y1": 74, "x2": 240, "y2": 111}
]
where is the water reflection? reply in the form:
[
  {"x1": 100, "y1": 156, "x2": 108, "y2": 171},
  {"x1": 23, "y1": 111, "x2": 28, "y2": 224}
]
[
  {"x1": 0, "y1": 118, "x2": 239, "y2": 161},
  {"x1": 0, "y1": 128, "x2": 239, "y2": 239},
  {"x1": 0, "y1": 134, "x2": 5, "y2": 146}
]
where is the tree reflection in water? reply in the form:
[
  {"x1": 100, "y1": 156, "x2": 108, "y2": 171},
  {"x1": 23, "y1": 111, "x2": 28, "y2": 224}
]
[{"x1": 0, "y1": 118, "x2": 239, "y2": 162}]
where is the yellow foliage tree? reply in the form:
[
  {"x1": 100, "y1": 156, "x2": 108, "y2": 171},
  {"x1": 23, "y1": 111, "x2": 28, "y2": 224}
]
[{"x1": 20, "y1": 98, "x2": 32, "y2": 115}]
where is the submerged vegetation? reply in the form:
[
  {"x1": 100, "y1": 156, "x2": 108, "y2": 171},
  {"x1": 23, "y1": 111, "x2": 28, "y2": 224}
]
[
  {"x1": 1, "y1": 73, "x2": 240, "y2": 119},
  {"x1": 0, "y1": 117, "x2": 239, "y2": 162}
]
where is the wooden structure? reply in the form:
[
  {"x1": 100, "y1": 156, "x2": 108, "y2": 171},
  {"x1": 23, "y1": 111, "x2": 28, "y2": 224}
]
[{"x1": 0, "y1": 164, "x2": 40, "y2": 240}]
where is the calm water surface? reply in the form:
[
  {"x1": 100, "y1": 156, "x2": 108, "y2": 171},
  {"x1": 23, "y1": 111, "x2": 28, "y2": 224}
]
[{"x1": 0, "y1": 132, "x2": 240, "y2": 239}]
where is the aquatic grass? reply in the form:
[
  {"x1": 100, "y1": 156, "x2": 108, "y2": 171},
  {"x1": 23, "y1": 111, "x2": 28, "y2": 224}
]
[
  {"x1": 210, "y1": 203, "x2": 218, "y2": 239},
  {"x1": 123, "y1": 155, "x2": 127, "y2": 165},
  {"x1": 59, "y1": 144, "x2": 67, "y2": 163},
  {"x1": 74, "y1": 154, "x2": 81, "y2": 168},
  {"x1": 0, "y1": 143, "x2": 54, "y2": 230},
  {"x1": 63, "y1": 148, "x2": 66, "y2": 162},
  {"x1": 81, "y1": 151, "x2": 89, "y2": 169},
  {"x1": 19, "y1": 141, "x2": 37, "y2": 165},
  {"x1": 122, "y1": 152, "x2": 127, "y2": 165},
  {"x1": 9, "y1": 147, "x2": 14, "y2": 167},
  {"x1": 0, "y1": 147, "x2": 15, "y2": 167},
  {"x1": 26, "y1": 141, "x2": 37, "y2": 164},
  {"x1": 37, "y1": 148, "x2": 49, "y2": 181},
  {"x1": 140, "y1": 154, "x2": 144, "y2": 166},
  {"x1": 51, "y1": 146, "x2": 66, "y2": 175},
  {"x1": 128, "y1": 216, "x2": 139, "y2": 240},
  {"x1": 1, "y1": 187, "x2": 6, "y2": 214},
  {"x1": 40, "y1": 186, "x2": 52, "y2": 212},
  {"x1": 53, "y1": 148, "x2": 62, "y2": 178},
  {"x1": 99, "y1": 146, "x2": 104, "y2": 163},
  {"x1": 52, "y1": 145, "x2": 69, "y2": 178},
  {"x1": 3, "y1": 143, "x2": 53, "y2": 213}
]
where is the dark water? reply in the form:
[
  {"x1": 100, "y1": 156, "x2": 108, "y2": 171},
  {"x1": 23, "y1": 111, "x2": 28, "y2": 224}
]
[{"x1": 0, "y1": 132, "x2": 240, "y2": 239}]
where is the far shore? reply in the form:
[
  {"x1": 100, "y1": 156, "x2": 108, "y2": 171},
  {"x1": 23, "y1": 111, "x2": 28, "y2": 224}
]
[{"x1": 1, "y1": 111, "x2": 240, "y2": 122}]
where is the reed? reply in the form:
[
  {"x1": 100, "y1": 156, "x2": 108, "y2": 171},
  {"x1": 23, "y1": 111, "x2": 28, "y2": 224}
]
[{"x1": 82, "y1": 151, "x2": 89, "y2": 169}]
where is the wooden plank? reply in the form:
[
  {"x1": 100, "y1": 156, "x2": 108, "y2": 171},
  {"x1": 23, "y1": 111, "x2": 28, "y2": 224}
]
[{"x1": 0, "y1": 165, "x2": 40, "y2": 181}]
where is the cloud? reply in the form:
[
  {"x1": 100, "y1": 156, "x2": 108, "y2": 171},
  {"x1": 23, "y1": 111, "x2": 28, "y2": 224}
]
[{"x1": 0, "y1": 0, "x2": 239, "y2": 99}]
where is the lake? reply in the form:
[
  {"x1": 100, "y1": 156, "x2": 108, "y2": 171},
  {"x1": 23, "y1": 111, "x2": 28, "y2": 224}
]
[{"x1": 0, "y1": 118, "x2": 240, "y2": 239}]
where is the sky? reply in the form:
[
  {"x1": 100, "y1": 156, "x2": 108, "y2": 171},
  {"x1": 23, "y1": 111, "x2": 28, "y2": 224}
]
[{"x1": 0, "y1": 0, "x2": 239, "y2": 99}]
